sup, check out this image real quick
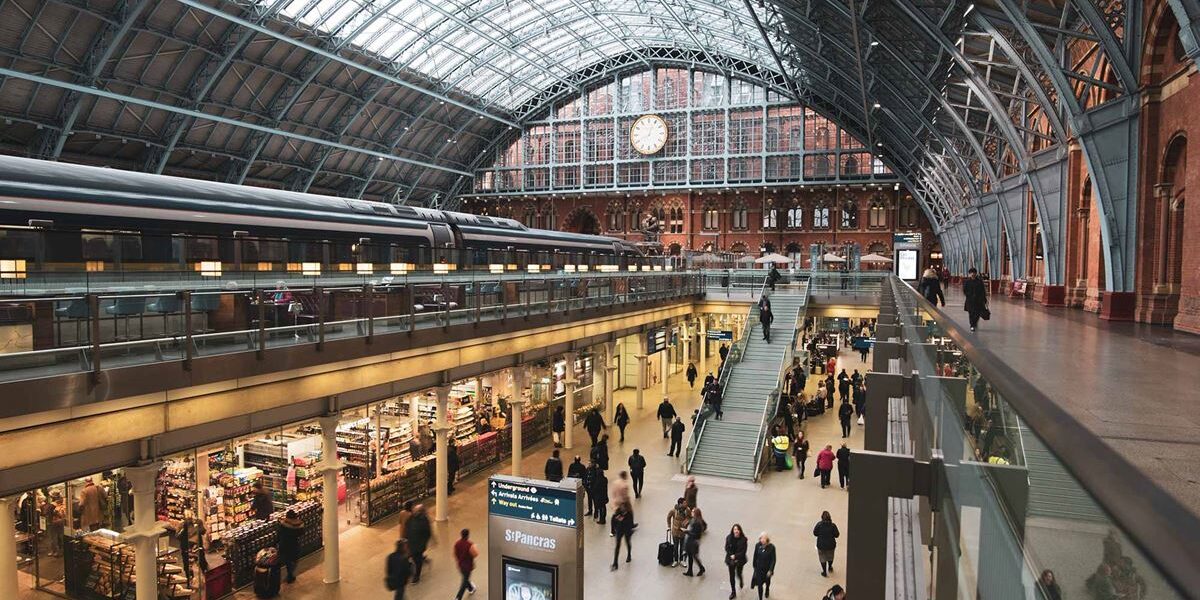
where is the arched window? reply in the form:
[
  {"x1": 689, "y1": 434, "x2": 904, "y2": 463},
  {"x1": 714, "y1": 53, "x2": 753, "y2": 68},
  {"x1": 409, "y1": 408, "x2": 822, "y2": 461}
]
[
  {"x1": 843, "y1": 155, "x2": 859, "y2": 176},
  {"x1": 788, "y1": 127, "x2": 803, "y2": 151},
  {"x1": 607, "y1": 205, "x2": 624, "y2": 231},
  {"x1": 731, "y1": 203, "x2": 748, "y2": 230},
  {"x1": 814, "y1": 156, "x2": 831, "y2": 178},
  {"x1": 813, "y1": 206, "x2": 830, "y2": 229},
  {"x1": 669, "y1": 206, "x2": 685, "y2": 233},
  {"x1": 787, "y1": 206, "x2": 804, "y2": 229},
  {"x1": 841, "y1": 202, "x2": 858, "y2": 229},
  {"x1": 899, "y1": 197, "x2": 919, "y2": 228},
  {"x1": 729, "y1": 242, "x2": 748, "y2": 254},
  {"x1": 868, "y1": 198, "x2": 888, "y2": 229},
  {"x1": 702, "y1": 203, "x2": 720, "y2": 230},
  {"x1": 762, "y1": 203, "x2": 778, "y2": 229}
]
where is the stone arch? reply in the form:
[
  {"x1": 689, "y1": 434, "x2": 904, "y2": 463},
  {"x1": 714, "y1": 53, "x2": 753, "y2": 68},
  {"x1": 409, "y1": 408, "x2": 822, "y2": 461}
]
[
  {"x1": 1143, "y1": 1, "x2": 1189, "y2": 87},
  {"x1": 1160, "y1": 134, "x2": 1187, "y2": 291},
  {"x1": 729, "y1": 241, "x2": 748, "y2": 254},
  {"x1": 668, "y1": 243, "x2": 682, "y2": 256},
  {"x1": 563, "y1": 206, "x2": 600, "y2": 235}
]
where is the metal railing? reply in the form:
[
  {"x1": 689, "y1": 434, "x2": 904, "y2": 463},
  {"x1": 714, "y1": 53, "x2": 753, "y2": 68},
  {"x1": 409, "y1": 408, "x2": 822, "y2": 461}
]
[
  {"x1": 890, "y1": 276, "x2": 1200, "y2": 598},
  {"x1": 684, "y1": 274, "x2": 767, "y2": 473},
  {"x1": 752, "y1": 304, "x2": 805, "y2": 481},
  {"x1": 0, "y1": 271, "x2": 701, "y2": 384}
]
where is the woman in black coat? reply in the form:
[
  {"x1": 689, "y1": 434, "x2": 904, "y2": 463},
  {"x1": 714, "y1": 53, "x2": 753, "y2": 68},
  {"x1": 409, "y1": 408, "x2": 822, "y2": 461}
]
[
  {"x1": 918, "y1": 268, "x2": 945, "y2": 306},
  {"x1": 962, "y1": 268, "x2": 988, "y2": 331},
  {"x1": 724, "y1": 524, "x2": 749, "y2": 597},
  {"x1": 614, "y1": 403, "x2": 631, "y2": 442},
  {"x1": 813, "y1": 511, "x2": 840, "y2": 577},
  {"x1": 751, "y1": 533, "x2": 777, "y2": 600},
  {"x1": 552, "y1": 405, "x2": 566, "y2": 447}
]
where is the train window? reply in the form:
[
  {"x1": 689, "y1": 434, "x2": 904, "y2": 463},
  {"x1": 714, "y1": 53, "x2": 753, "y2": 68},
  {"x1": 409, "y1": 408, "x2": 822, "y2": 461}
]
[
  {"x1": 116, "y1": 234, "x2": 143, "y2": 261},
  {"x1": 185, "y1": 237, "x2": 219, "y2": 261},
  {"x1": 243, "y1": 239, "x2": 286, "y2": 262},
  {"x1": 289, "y1": 240, "x2": 323, "y2": 262},
  {"x1": 329, "y1": 241, "x2": 354, "y2": 262},
  {"x1": 82, "y1": 233, "x2": 114, "y2": 260},
  {"x1": 0, "y1": 229, "x2": 38, "y2": 259}
]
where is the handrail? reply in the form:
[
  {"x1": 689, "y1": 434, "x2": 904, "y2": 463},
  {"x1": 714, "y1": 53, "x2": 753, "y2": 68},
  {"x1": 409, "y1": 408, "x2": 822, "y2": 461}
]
[
  {"x1": 685, "y1": 273, "x2": 769, "y2": 473},
  {"x1": 751, "y1": 291, "x2": 805, "y2": 481},
  {"x1": 891, "y1": 276, "x2": 1200, "y2": 595}
]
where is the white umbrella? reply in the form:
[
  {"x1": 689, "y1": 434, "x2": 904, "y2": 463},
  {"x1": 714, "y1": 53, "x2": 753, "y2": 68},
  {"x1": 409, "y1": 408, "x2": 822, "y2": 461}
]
[
  {"x1": 754, "y1": 253, "x2": 794, "y2": 264},
  {"x1": 736, "y1": 255, "x2": 757, "y2": 264},
  {"x1": 860, "y1": 252, "x2": 894, "y2": 263},
  {"x1": 822, "y1": 252, "x2": 847, "y2": 263}
]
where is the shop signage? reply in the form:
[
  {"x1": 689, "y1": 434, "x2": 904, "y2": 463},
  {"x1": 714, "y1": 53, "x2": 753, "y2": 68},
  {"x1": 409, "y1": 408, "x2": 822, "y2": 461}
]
[
  {"x1": 488, "y1": 478, "x2": 578, "y2": 528},
  {"x1": 646, "y1": 327, "x2": 667, "y2": 355},
  {"x1": 706, "y1": 329, "x2": 734, "y2": 341},
  {"x1": 893, "y1": 232, "x2": 923, "y2": 247}
]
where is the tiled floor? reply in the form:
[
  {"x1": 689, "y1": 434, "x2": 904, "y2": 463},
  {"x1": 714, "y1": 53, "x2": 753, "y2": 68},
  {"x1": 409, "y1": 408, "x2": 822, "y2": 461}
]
[
  {"x1": 939, "y1": 287, "x2": 1200, "y2": 513},
  {"x1": 18, "y1": 345, "x2": 869, "y2": 600}
]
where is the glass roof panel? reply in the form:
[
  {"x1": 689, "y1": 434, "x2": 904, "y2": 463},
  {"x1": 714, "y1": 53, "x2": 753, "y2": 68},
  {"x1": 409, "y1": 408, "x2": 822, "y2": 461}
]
[{"x1": 259, "y1": 0, "x2": 779, "y2": 112}]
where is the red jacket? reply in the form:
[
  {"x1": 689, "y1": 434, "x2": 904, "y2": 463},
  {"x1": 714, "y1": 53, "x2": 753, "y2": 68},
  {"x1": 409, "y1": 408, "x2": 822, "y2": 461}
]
[
  {"x1": 816, "y1": 448, "x2": 835, "y2": 471},
  {"x1": 453, "y1": 538, "x2": 477, "y2": 573}
]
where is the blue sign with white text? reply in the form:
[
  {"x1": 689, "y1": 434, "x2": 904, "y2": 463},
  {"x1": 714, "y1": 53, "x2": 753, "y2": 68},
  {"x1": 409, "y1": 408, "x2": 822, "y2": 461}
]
[{"x1": 488, "y1": 478, "x2": 578, "y2": 528}]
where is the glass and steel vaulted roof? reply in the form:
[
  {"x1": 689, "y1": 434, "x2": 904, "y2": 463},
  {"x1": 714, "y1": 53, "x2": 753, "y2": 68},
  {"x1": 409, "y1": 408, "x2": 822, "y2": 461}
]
[{"x1": 264, "y1": 0, "x2": 776, "y2": 111}]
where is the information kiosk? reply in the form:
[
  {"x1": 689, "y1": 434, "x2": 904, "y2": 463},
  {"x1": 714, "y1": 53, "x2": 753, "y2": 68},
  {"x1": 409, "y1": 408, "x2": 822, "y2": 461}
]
[{"x1": 487, "y1": 475, "x2": 584, "y2": 600}]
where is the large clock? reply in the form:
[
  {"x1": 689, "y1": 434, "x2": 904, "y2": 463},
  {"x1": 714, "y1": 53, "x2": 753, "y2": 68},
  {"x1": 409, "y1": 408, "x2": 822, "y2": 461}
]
[{"x1": 629, "y1": 114, "x2": 669, "y2": 155}]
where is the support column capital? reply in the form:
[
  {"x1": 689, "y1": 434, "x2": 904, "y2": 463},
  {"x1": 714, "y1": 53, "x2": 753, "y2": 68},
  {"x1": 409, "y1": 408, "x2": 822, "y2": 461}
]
[{"x1": 434, "y1": 384, "x2": 452, "y2": 402}]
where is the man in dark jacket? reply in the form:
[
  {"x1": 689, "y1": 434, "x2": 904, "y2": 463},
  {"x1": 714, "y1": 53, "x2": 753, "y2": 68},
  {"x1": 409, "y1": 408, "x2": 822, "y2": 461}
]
[
  {"x1": 719, "y1": 344, "x2": 729, "y2": 363},
  {"x1": 566, "y1": 455, "x2": 587, "y2": 480},
  {"x1": 668, "y1": 417, "x2": 686, "y2": 457},
  {"x1": 581, "y1": 462, "x2": 598, "y2": 517},
  {"x1": 403, "y1": 504, "x2": 433, "y2": 583},
  {"x1": 963, "y1": 268, "x2": 988, "y2": 331},
  {"x1": 627, "y1": 449, "x2": 647, "y2": 498},
  {"x1": 824, "y1": 374, "x2": 836, "y2": 408},
  {"x1": 385, "y1": 540, "x2": 412, "y2": 600},
  {"x1": 584, "y1": 408, "x2": 606, "y2": 446},
  {"x1": 760, "y1": 306, "x2": 773, "y2": 342},
  {"x1": 544, "y1": 449, "x2": 564, "y2": 482},
  {"x1": 656, "y1": 398, "x2": 677, "y2": 438},
  {"x1": 838, "y1": 400, "x2": 854, "y2": 438},
  {"x1": 852, "y1": 383, "x2": 866, "y2": 418},
  {"x1": 706, "y1": 385, "x2": 724, "y2": 420},
  {"x1": 552, "y1": 405, "x2": 566, "y2": 448},
  {"x1": 686, "y1": 362, "x2": 698, "y2": 388},
  {"x1": 590, "y1": 434, "x2": 610, "y2": 470},
  {"x1": 590, "y1": 467, "x2": 609, "y2": 525},
  {"x1": 251, "y1": 482, "x2": 273, "y2": 522},
  {"x1": 836, "y1": 443, "x2": 851, "y2": 488},
  {"x1": 918, "y1": 268, "x2": 945, "y2": 306},
  {"x1": 277, "y1": 509, "x2": 304, "y2": 583},
  {"x1": 447, "y1": 439, "x2": 460, "y2": 494},
  {"x1": 767, "y1": 266, "x2": 781, "y2": 291}
]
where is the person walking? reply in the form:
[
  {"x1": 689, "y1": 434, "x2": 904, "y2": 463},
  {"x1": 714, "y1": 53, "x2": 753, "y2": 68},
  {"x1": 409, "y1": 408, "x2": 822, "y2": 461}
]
[
  {"x1": 963, "y1": 267, "x2": 989, "y2": 331},
  {"x1": 627, "y1": 449, "x2": 646, "y2": 498},
  {"x1": 816, "y1": 445, "x2": 835, "y2": 488},
  {"x1": 836, "y1": 443, "x2": 851, "y2": 488},
  {"x1": 825, "y1": 374, "x2": 836, "y2": 408},
  {"x1": 724, "y1": 524, "x2": 749, "y2": 598},
  {"x1": 751, "y1": 532, "x2": 777, "y2": 600},
  {"x1": 277, "y1": 509, "x2": 304, "y2": 584},
  {"x1": 615, "y1": 403, "x2": 630, "y2": 442},
  {"x1": 591, "y1": 467, "x2": 609, "y2": 525},
  {"x1": 824, "y1": 584, "x2": 846, "y2": 600},
  {"x1": 683, "y1": 475, "x2": 699, "y2": 509},
  {"x1": 668, "y1": 498, "x2": 690, "y2": 566},
  {"x1": 669, "y1": 416, "x2": 686, "y2": 457},
  {"x1": 682, "y1": 507, "x2": 707, "y2": 577},
  {"x1": 837, "y1": 369, "x2": 850, "y2": 403},
  {"x1": 719, "y1": 343, "x2": 730, "y2": 363},
  {"x1": 385, "y1": 539, "x2": 413, "y2": 600},
  {"x1": 452, "y1": 529, "x2": 479, "y2": 599},
  {"x1": 767, "y1": 265, "x2": 781, "y2": 291},
  {"x1": 919, "y1": 267, "x2": 946, "y2": 306},
  {"x1": 544, "y1": 449, "x2": 564, "y2": 482},
  {"x1": 610, "y1": 504, "x2": 634, "y2": 569},
  {"x1": 404, "y1": 504, "x2": 434, "y2": 583},
  {"x1": 581, "y1": 461, "x2": 598, "y2": 517},
  {"x1": 704, "y1": 372, "x2": 716, "y2": 390},
  {"x1": 657, "y1": 397, "x2": 678, "y2": 438},
  {"x1": 251, "y1": 481, "x2": 273, "y2": 522},
  {"x1": 852, "y1": 383, "x2": 866, "y2": 419},
  {"x1": 591, "y1": 434, "x2": 611, "y2": 470},
  {"x1": 794, "y1": 432, "x2": 810, "y2": 479},
  {"x1": 838, "y1": 400, "x2": 854, "y2": 438},
  {"x1": 447, "y1": 439, "x2": 460, "y2": 494},
  {"x1": 813, "y1": 511, "x2": 840, "y2": 577},
  {"x1": 686, "y1": 362, "x2": 698, "y2": 389},
  {"x1": 584, "y1": 408, "x2": 606, "y2": 446},
  {"x1": 707, "y1": 384, "x2": 724, "y2": 420},
  {"x1": 552, "y1": 405, "x2": 566, "y2": 448},
  {"x1": 610, "y1": 471, "x2": 633, "y2": 517},
  {"x1": 397, "y1": 500, "x2": 414, "y2": 540},
  {"x1": 760, "y1": 306, "x2": 774, "y2": 343},
  {"x1": 567, "y1": 455, "x2": 586, "y2": 480}
]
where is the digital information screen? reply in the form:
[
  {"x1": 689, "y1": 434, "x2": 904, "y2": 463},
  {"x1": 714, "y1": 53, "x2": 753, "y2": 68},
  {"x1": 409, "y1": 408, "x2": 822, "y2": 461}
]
[
  {"x1": 705, "y1": 329, "x2": 733, "y2": 341},
  {"x1": 646, "y1": 327, "x2": 667, "y2": 354},
  {"x1": 488, "y1": 478, "x2": 578, "y2": 528},
  {"x1": 504, "y1": 558, "x2": 556, "y2": 600},
  {"x1": 897, "y1": 249, "x2": 919, "y2": 280}
]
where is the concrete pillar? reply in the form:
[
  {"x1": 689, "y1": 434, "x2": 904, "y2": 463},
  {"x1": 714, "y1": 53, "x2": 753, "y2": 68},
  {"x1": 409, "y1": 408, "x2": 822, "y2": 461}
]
[
  {"x1": 636, "y1": 333, "x2": 648, "y2": 410},
  {"x1": 316, "y1": 415, "x2": 345, "y2": 584},
  {"x1": 474, "y1": 376, "x2": 485, "y2": 404},
  {"x1": 563, "y1": 351, "x2": 578, "y2": 450},
  {"x1": 660, "y1": 335, "x2": 669, "y2": 396},
  {"x1": 682, "y1": 320, "x2": 692, "y2": 364},
  {"x1": 434, "y1": 385, "x2": 452, "y2": 522},
  {"x1": 122, "y1": 462, "x2": 165, "y2": 600},
  {"x1": 408, "y1": 397, "x2": 420, "y2": 432},
  {"x1": 510, "y1": 399, "x2": 526, "y2": 476},
  {"x1": 0, "y1": 497, "x2": 19, "y2": 600},
  {"x1": 603, "y1": 342, "x2": 617, "y2": 426},
  {"x1": 699, "y1": 317, "x2": 708, "y2": 375}
]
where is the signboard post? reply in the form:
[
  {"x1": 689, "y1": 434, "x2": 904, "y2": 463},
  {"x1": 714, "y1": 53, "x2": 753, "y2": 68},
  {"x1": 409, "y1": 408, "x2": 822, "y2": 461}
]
[
  {"x1": 488, "y1": 475, "x2": 583, "y2": 600},
  {"x1": 893, "y1": 232, "x2": 923, "y2": 280}
]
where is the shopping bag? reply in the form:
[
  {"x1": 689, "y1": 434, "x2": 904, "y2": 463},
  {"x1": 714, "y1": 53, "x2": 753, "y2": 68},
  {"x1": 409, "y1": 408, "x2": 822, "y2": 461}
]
[
  {"x1": 857, "y1": 415, "x2": 864, "y2": 426},
  {"x1": 786, "y1": 455, "x2": 794, "y2": 470}
]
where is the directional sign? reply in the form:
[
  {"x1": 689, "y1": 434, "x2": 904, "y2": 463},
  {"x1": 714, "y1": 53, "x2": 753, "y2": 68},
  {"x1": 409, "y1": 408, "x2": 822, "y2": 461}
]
[
  {"x1": 488, "y1": 478, "x2": 579, "y2": 528},
  {"x1": 646, "y1": 327, "x2": 667, "y2": 354},
  {"x1": 706, "y1": 329, "x2": 733, "y2": 341}
]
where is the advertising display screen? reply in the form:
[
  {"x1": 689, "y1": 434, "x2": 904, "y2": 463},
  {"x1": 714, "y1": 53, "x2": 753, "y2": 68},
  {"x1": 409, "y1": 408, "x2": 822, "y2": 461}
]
[
  {"x1": 897, "y1": 249, "x2": 919, "y2": 280},
  {"x1": 504, "y1": 558, "x2": 556, "y2": 600}
]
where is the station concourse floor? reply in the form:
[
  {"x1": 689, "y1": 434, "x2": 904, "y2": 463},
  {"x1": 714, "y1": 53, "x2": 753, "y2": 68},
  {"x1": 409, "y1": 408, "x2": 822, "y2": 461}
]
[
  {"x1": 181, "y1": 348, "x2": 861, "y2": 600},
  {"x1": 939, "y1": 287, "x2": 1200, "y2": 513}
]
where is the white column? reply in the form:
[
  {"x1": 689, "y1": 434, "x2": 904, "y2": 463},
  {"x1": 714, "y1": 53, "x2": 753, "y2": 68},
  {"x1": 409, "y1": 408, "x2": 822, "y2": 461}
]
[
  {"x1": 660, "y1": 331, "x2": 670, "y2": 397},
  {"x1": 683, "y1": 320, "x2": 692, "y2": 366},
  {"x1": 121, "y1": 462, "x2": 165, "y2": 600},
  {"x1": 408, "y1": 397, "x2": 420, "y2": 432},
  {"x1": 510, "y1": 399, "x2": 526, "y2": 476},
  {"x1": 434, "y1": 385, "x2": 451, "y2": 522},
  {"x1": 474, "y1": 376, "x2": 485, "y2": 404},
  {"x1": 563, "y1": 351, "x2": 577, "y2": 450},
  {"x1": 316, "y1": 415, "x2": 345, "y2": 584},
  {"x1": 0, "y1": 497, "x2": 18, "y2": 600},
  {"x1": 636, "y1": 334, "x2": 648, "y2": 410},
  {"x1": 603, "y1": 342, "x2": 617, "y2": 426},
  {"x1": 699, "y1": 317, "x2": 708, "y2": 375}
]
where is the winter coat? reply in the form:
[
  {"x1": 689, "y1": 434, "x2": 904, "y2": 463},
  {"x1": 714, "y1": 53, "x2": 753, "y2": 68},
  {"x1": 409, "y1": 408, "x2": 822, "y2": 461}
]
[
  {"x1": 724, "y1": 533, "x2": 748, "y2": 566},
  {"x1": 668, "y1": 505, "x2": 689, "y2": 538},
  {"x1": 615, "y1": 407, "x2": 630, "y2": 427},
  {"x1": 657, "y1": 401, "x2": 677, "y2": 420},
  {"x1": 686, "y1": 364, "x2": 698, "y2": 382},
  {"x1": 611, "y1": 508, "x2": 634, "y2": 536},
  {"x1": 751, "y1": 542, "x2": 777, "y2": 580},
  {"x1": 813, "y1": 520, "x2": 840, "y2": 550},
  {"x1": 277, "y1": 516, "x2": 304, "y2": 561},
  {"x1": 670, "y1": 420, "x2": 686, "y2": 441},
  {"x1": 566, "y1": 459, "x2": 587, "y2": 480},
  {"x1": 404, "y1": 513, "x2": 433, "y2": 554},
  {"x1": 838, "y1": 402, "x2": 854, "y2": 423},
  {"x1": 590, "y1": 472, "x2": 609, "y2": 503},
  {"x1": 552, "y1": 408, "x2": 566, "y2": 433},
  {"x1": 584, "y1": 411, "x2": 605, "y2": 435},
  {"x1": 836, "y1": 446, "x2": 851, "y2": 466},
  {"x1": 627, "y1": 454, "x2": 647, "y2": 474},
  {"x1": 816, "y1": 448, "x2": 835, "y2": 471},
  {"x1": 963, "y1": 277, "x2": 988, "y2": 313},
  {"x1": 684, "y1": 483, "x2": 698, "y2": 508},
  {"x1": 590, "y1": 443, "x2": 610, "y2": 471},
  {"x1": 78, "y1": 483, "x2": 106, "y2": 527},
  {"x1": 544, "y1": 457, "x2": 564, "y2": 482},
  {"x1": 794, "y1": 438, "x2": 810, "y2": 460},
  {"x1": 919, "y1": 275, "x2": 945, "y2": 305}
]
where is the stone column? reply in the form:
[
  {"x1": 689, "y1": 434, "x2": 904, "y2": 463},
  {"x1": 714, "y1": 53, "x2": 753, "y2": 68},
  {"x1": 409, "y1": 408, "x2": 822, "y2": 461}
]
[
  {"x1": 603, "y1": 341, "x2": 617, "y2": 425},
  {"x1": 0, "y1": 497, "x2": 19, "y2": 600},
  {"x1": 1154, "y1": 184, "x2": 1173, "y2": 289},
  {"x1": 316, "y1": 415, "x2": 346, "y2": 584},
  {"x1": 122, "y1": 462, "x2": 165, "y2": 600},
  {"x1": 635, "y1": 333, "x2": 648, "y2": 410},
  {"x1": 510, "y1": 398, "x2": 526, "y2": 476},
  {"x1": 434, "y1": 385, "x2": 452, "y2": 522},
  {"x1": 660, "y1": 333, "x2": 669, "y2": 396},
  {"x1": 563, "y1": 351, "x2": 578, "y2": 450},
  {"x1": 682, "y1": 320, "x2": 692, "y2": 366},
  {"x1": 699, "y1": 316, "x2": 708, "y2": 375},
  {"x1": 408, "y1": 397, "x2": 420, "y2": 433}
]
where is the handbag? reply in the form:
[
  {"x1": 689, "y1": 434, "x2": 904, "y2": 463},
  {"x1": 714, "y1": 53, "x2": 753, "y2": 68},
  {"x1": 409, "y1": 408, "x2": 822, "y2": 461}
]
[
  {"x1": 857, "y1": 415, "x2": 865, "y2": 426},
  {"x1": 981, "y1": 306, "x2": 991, "y2": 321}
]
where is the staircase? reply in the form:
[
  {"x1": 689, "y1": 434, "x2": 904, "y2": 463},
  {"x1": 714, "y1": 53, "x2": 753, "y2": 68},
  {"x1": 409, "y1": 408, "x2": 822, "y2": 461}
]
[
  {"x1": 688, "y1": 287, "x2": 807, "y2": 480},
  {"x1": 1021, "y1": 425, "x2": 1109, "y2": 523}
]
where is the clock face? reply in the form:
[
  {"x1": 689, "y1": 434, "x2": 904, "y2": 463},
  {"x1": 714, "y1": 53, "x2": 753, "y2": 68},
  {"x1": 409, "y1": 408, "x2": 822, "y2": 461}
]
[{"x1": 630, "y1": 114, "x2": 668, "y2": 155}]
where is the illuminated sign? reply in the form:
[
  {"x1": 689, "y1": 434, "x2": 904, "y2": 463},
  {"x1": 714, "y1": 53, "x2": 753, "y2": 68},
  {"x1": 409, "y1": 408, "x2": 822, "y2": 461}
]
[
  {"x1": 646, "y1": 327, "x2": 668, "y2": 355},
  {"x1": 488, "y1": 478, "x2": 578, "y2": 528}
]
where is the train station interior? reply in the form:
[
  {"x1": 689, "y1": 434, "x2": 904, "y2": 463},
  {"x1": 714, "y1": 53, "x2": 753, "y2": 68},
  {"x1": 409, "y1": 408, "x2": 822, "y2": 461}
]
[{"x1": 0, "y1": 0, "x2": 1198, "y2": 599}]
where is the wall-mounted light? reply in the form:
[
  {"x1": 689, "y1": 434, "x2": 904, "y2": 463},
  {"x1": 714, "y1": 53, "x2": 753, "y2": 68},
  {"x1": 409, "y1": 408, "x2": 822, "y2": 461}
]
[
  {"x1": 527, "y1": 264, "x2": 541, "y2": 273},
  {"x1": 0, "y1": 259, "x2": 27, "y2": 279},
  {"x1": 86, "y1": 261, "x2": 105, "y2": 272},
  {"x1": 489, "y1": 264, "x2": 505, "y2": 274},
  {"x1": 195, "y1": 261, "x2": 222, "y2": 277},
  {"x1": 257, "y1": 262, "x2": 274, "y2": 271},
  {"x1": 301, "y1": 262, "x2": 321, "y2": 276},
  {"x1": 564, "y1": 264, "x2": 577, "y2": 273},
  {"x1": 356, "y1": 263, "x2": 374, "y2": 275}
]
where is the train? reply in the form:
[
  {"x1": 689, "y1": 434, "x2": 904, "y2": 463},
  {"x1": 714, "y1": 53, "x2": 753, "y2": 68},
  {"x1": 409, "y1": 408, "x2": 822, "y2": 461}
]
[{"x1": 0, "y1": 155, "x2": 643, "y2": 275}]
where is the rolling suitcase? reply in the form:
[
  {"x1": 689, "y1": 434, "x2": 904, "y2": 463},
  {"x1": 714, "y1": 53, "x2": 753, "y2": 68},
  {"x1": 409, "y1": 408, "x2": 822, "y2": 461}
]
[
  {"x1": 657, "y1": 530, "x2": 675, "y2": 566},
  {"x1": 253, "y1": 548, "x2": 281, "y2": 598}
]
